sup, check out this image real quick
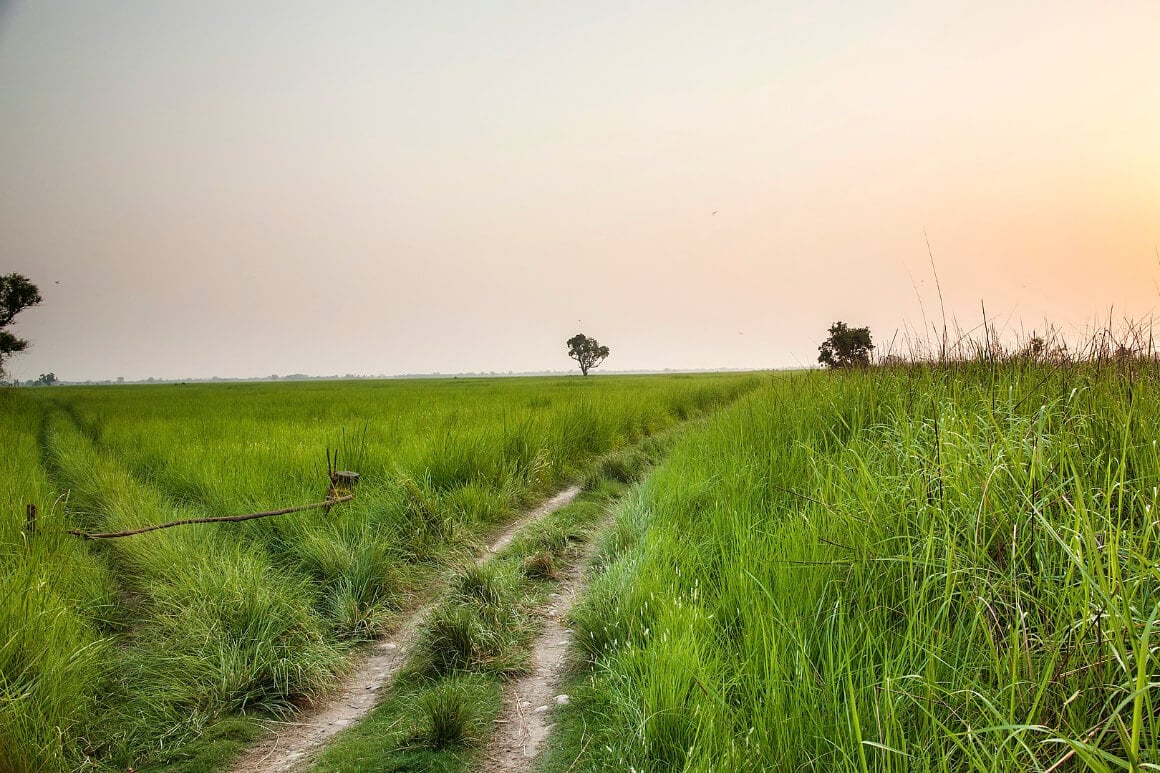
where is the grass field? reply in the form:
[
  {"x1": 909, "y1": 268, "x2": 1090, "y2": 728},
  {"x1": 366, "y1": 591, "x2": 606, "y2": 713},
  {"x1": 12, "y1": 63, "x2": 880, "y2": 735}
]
[
  {"x1": 0, "y1": 373, "x2": 759, "y2": 772},
  {"x1": 547, "y1": 359, "x2": 1160, "y2": 771},
  {"x1": 6, "y1": 358, "x2": 1157, "y2": 772}
]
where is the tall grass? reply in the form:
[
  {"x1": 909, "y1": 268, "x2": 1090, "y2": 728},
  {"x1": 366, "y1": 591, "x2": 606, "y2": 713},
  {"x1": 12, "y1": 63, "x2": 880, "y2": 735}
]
[
  {"x1": 0, "y1": 373, "x2": 758, "y2": 770},
  {"x1": 555, "y1": 361, "x2": 1159, "y2": 771},
  {"x1": 0, "y1": 390, "x2": 114, "y2": 772}
]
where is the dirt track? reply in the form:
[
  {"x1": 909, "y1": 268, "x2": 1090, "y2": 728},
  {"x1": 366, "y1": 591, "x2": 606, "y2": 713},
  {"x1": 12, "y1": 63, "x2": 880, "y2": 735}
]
[
  {"x1": 229, "y1": 485, "x2": 583, "y2": 773},
  {"x1": 481, "y1": 515, "x2": 609, "y2": 772}
]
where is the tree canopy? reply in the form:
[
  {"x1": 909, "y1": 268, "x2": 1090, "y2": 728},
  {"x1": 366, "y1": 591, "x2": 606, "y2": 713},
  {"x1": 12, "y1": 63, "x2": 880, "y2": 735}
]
[
  {"x1": 818, "y1": 321, "x2": 874, "y2": 369},
  {"x1": 0, "y1": 273, "x2": 42, "y2": 377},
  {"x1": 566, "y1": 333, "x2": 610, "y2": 376}
]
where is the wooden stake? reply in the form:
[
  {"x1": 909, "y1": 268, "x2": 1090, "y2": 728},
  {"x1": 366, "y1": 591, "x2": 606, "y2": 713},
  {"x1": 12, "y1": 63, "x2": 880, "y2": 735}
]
[{"x1": 25, "y1": 503, "x2": 37, "y2": 535}]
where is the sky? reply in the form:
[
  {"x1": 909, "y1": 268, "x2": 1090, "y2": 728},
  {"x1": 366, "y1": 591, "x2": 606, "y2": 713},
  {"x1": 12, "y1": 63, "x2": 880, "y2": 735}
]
[{"x1": 1, "y1": 1, "x2": 1157, "y2": 381}]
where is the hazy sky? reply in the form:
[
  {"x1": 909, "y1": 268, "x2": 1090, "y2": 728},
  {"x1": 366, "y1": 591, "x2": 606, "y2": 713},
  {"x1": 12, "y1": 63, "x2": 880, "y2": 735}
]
[{"x1": 1, "y1": 1, "x2": 1157, "y2": 380}]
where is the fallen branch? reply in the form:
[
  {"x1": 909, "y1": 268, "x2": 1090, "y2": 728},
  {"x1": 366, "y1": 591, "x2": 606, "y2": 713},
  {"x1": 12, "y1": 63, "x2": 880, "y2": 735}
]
[{"x1": 67, "y1": 494, "x2": 354, "y2": 540}]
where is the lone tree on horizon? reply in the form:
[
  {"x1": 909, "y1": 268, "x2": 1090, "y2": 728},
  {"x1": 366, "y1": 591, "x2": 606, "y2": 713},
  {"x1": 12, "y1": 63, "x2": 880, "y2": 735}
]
[
  {"x1": 566, "y1": 333, "x2": 610, "y2": 376},
  {"x1": 0, "y1": 273, "x2": 42, "y2": 378},
  {"x1": 818, "y1": 321, "x2": 874, "y2": 369}
]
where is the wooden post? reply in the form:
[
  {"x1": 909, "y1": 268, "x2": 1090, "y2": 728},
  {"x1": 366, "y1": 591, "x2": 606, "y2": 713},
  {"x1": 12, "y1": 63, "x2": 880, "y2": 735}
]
[
  {"x1": 325, "y1": 471, "x2": 360, "y2": 516},
  {"x1": 25, "y1": 503, "x2": 37, "y2": 536},
  {"x1": 333, "y1": 471, "x2": 360, "y2": 488}
]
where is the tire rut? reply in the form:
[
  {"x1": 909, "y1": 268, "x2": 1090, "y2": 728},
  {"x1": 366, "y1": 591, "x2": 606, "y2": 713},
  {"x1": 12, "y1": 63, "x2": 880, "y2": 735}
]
[{"x1": 481, "y1": 514, "x2": 611, "y2": 771}]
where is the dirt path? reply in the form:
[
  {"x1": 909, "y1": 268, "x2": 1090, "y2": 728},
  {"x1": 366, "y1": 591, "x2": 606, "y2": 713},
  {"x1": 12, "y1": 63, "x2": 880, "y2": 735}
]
[
  {"x1": 482, "y1": 516, "x2": 610, "y2": 771},
  {"x1": 230, "y1": 485, "x2": 582, "y2": 773}
]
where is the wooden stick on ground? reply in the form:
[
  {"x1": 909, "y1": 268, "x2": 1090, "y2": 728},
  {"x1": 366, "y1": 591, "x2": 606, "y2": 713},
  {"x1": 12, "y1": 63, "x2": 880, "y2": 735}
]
[{"x1": 67, "y1": 494, "x2": 354, "y2": 540}]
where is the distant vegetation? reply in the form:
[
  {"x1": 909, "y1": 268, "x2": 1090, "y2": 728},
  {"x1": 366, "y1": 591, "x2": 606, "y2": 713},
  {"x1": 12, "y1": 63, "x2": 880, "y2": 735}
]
[
  {"x1": 0, "y1": 273, "x2": 41, "y2": 378},
  {"x1": 818, "y1": 320, "x2": 874, "y2": 368},
  {"x1": 566, "y1": 333, "x2": 610, "y2": 376}
]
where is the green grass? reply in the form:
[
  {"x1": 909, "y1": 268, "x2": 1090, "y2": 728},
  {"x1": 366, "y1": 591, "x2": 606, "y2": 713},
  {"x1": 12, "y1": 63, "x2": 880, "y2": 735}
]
[
  {"x1": 0, "y1": 373, "x2": 758, "y2": 771},
  {"x1": 547, "y1": 362, "x2": 1160, "y2": 772},
  {"x1": 304, "y1": 677, "x2": 504, "y2": 773}
]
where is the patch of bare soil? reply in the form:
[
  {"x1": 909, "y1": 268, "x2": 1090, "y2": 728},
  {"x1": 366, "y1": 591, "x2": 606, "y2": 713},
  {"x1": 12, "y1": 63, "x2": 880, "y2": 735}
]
[
  {"x1": 482, "y1": 517, "x2": 609, "y2": 771},
  {"x1": 229, "y1": 485, "x2": 582, "y2": 773},
  {"x1": 486, "y1": 487, "x2": 581, "y2": 555}
]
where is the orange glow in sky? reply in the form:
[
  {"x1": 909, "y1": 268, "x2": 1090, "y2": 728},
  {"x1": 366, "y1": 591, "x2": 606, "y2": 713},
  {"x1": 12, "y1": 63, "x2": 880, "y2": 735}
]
[{"x1": 1, "y1": 1, "x2": 1157, "y2": 379}]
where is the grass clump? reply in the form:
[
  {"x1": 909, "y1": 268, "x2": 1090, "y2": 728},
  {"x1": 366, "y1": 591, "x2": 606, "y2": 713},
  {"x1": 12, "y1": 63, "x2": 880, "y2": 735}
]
[
  {"x1": 522, "y1": 550, "x2": 557, "y2": 580},
  {"x1": 118, "y1": 550, "x2": 343, "y2": 753},
  {"x1": 420, "y1": 604, "x2": 498, "y2": 676},
  {"x1": 398, "y1": 475, "x2": 455, "y2": 559},
  {"x1": 455, "y1": 561, "x2": 519, "y2": 609},
  {"x1": 411, "y1": 676, "x2": 490, "y2": 750},
  {"x1": 310, "y1": 675, "x2": 503, "y2": 771},
  {"x1": 294, "y1": 524, "x2": 401, "y2": 640}
]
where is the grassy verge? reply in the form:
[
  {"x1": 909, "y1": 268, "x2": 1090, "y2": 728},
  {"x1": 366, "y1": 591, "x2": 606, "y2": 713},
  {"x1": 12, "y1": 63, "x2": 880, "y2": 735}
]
[{"x1": 545, "y1": 362, "x2": 1159, "y2": 771}]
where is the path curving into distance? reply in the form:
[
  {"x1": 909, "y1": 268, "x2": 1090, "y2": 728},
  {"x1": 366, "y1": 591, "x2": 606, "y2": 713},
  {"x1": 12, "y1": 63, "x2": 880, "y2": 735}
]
[
  {"x1": 482, "y1": 513, "x2": 612, "y2": 772},
  {"x1": 230, "y1": 485, "x2": 583, "y2": 773}
]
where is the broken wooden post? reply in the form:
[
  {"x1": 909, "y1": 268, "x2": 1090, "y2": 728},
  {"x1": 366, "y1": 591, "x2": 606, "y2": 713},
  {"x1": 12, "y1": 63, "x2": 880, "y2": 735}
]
[
  {"x1": 25, "y1": 503, "x2": 37, "y2": 536},
  {"x1": 333, "y1": 471, "x2": 360, "y2": 488},
  {"x1": 325, "y1": 471, "x2": 360, "y2": 515}
]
